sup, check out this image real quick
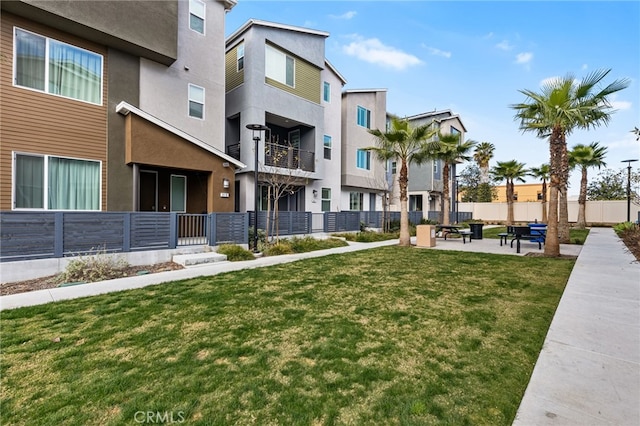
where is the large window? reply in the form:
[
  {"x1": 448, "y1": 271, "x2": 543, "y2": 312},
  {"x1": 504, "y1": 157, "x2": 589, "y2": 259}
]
[
  {"x1": 409, "y1": 194, "x2": 423, "y2": 211},
  {"x1": 14, "y1": 153, "x2": 100, "y2": 210},
  {"x1": 357, "y1": 105, "x2": 371, "y2": 128},
  {"x1": 356, "y1": 149, "x2": 371, "y2": 170},
  {"x1": 237, "y1": 43, "x2": 244, "y2": 71},
  {"x1": 188, "y1": 84, "x2": 204, "y2": 119},
  {"x1": 265, "y1": 44, "x2": 294, "y2": 87},
  {"x1": 189, "y1": 0, "x2": 205, "y2": 34},
  {"x1": 349, "y1": 192, "x2": 363, "y2": 210},
  {"x1": 321, "y1": 188, "x2": 331, "y2": 212},
  {"x1": 14, "y1": 28, "x2": 103, "y2": 105},
  {"x1": 323, "y1": 135, "x2": 332, "y2": 160},
  {"x1": 323, "y1": 81, "x2": 330, "y2": 102}
]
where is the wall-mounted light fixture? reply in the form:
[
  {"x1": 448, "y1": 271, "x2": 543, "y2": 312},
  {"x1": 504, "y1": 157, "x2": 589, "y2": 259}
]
[
  {"x1": 313, "y1": 189, "x2": 318, "y2": 198},
  {"x1": 222, "y1": 162, "x2": 230, "y2": 168},
  {"x1": 222, "y1": 178, "x2": 230, "y2": 188}
]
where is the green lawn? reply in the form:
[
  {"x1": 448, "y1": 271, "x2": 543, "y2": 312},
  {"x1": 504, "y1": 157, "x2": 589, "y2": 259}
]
[{"x1": 1, "y1": 246, "x2": 575, "y2": 425}]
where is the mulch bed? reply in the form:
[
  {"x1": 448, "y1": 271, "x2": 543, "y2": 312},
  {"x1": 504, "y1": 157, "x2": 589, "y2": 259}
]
[{"x1": 0, "y1": 262, "x2": 184, "y2": 297}]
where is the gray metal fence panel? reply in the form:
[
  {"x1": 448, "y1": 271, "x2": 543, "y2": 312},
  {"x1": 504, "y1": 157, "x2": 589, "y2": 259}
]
[
  {"x1": 0, "y1": 212, "x2": 57, "y2": 261},
  {"x1": 130, "y1": 212, "x2": 171, "y2": 249},
  {"x1": 62, "y1": 212, "x2": 125, "y2": 255},
  {"x1": 323, "y1": 212, "x2": 360, "y2": 232},
  {"x1": 212, "y1": 213, "x2": 247, "y2": 245}
]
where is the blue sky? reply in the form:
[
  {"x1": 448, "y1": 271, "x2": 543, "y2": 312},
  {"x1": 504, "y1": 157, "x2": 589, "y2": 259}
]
[{"x1": 225, "y1": 1, "x2": 640, "y2": 196}]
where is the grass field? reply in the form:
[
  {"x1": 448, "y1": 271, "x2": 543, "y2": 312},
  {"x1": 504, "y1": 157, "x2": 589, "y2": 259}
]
[{"x1": 0, "y1": 246, "x2": 575, "y2": 425}]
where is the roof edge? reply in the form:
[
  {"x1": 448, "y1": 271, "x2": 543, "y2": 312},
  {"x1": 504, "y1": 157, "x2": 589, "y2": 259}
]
[{"x1": 115, "y1": 101, "x2": 246, "y2": 170}]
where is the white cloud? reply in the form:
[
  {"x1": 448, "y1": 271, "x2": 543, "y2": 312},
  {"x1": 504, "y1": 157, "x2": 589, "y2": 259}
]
[
  {"x1": 421, "y1": 44, "x2": 451, "y2": 58},
  {"x1": 342, "y1": 35, "x2": 422, "y2": 70},
  {"x1": 330, "y1": 11, "x2": 357, "y2": 20},
  {"x1": 515, "y1": 52, "x2": 533, "y2": 65},
  {"x1": 581, "y1": 64, "x2": 588, "y2": 70},
  {"x1": 495, "y1": 40, "x2": 513, "y2": 51}
]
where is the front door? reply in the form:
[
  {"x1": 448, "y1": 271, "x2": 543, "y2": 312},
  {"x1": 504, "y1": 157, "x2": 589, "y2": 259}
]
[
  {"x1": 170, "y1": 175, "x2": 187, "y2": 212},
  {"x1": 139, "y1": 170, "x2": 158, "y2": 211}
]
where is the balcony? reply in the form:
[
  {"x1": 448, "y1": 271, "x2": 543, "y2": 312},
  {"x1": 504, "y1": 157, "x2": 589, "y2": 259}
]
[{"x1": 265, "y1": 142, "x2": 314, "y2": 172}]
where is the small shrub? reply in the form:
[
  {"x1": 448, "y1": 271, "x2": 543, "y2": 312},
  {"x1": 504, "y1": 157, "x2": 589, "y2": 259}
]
[
  {"x1": 355, "y1": 231, "x2": 399, "y2": 242},
  {"x1": 613, "y1": 221, "x2": 637, "y2": 235},
  {"x1": 57, "y1": 248, "x2": 129, "y2": 284},
  {"x1": 216, "y1": 244, "x2": 255, "y2": 261},
  {"x1": 331, "y1": 232, "x2": 357, "y2": 241},
  {"x1": 288, "y1": 236, "x2": 348, "y2": 253},
  {"x1": 263, "y1": 242, "x2": 294, "y2": 256}
]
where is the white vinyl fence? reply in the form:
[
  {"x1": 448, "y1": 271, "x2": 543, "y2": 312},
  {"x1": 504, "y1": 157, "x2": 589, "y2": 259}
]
[{"x1": 458, "y1": 200, "x2": 639, "y2": 225}]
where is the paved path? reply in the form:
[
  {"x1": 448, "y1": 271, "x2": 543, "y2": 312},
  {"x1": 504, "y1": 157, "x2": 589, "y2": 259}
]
[
  {"x1": 513, "y1": 227, "x2": 639, "y2": 425},
  {"x1": 1, "y1": 227, "x2": 638, "y2": 425}
]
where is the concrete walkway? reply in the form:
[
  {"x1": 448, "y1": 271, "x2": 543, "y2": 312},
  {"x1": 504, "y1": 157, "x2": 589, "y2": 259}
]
[
  {"x1": 513, "y1": 227, "x2": 640, "y2": 425},
  {"x1": 1, "y1": 228, "x2": 638, "y2": 424}
]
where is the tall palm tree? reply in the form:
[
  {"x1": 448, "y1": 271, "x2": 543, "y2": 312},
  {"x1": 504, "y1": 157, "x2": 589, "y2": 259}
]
[
  {"x1": 529, "y1": 164, "x2": 550, "y2": 223},
  {"x1": 368, "y1": 116, "x2": 437, "y2": 246},
  {"x1": 473, "y1": 141, "x2": 495, "y2": 184},
  {"x1": 511, "y1": 69, "x2": 629, "y2": 256},
  {"x1": 491, "y1": 160, "x2": 527, "y2": 225},
  {"x1": 569, "y1": 142, "x2": 607, "y2": 229},
  {"x1": 430, "y1": 133, "x2": 476, "y2": 225}
]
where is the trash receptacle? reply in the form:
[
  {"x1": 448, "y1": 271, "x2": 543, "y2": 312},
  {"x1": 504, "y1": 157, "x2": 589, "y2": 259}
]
[
  {"x1": 469, "y1": 222, "x2": 484, "y2": 240},
  {"x1": 416, "y1": 225, "x2": 436, "y2": 247}
]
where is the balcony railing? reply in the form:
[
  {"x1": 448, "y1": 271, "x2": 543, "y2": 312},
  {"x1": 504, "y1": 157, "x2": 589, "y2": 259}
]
[
  {"x1": 265, "y1": 142, "x2": 314, "y2": 172},
  {"x1": 226, "y1": 143, "x2": 240, "y2": 160}
]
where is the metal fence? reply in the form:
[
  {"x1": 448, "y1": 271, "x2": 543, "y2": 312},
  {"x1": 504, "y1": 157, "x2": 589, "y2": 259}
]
[{"x1": 1, "y1": 209, "x2": 445, "y2": 262}]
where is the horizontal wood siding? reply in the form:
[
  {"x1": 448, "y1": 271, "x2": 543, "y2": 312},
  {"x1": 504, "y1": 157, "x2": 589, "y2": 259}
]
[
  {"x1": 265, "y1": 49, "x2": 321, "y2": 104},
  {"x1": 225, "y1": 43, "x2": 244, "y2": 92},
  {"x1": 0, "y1": 13, "x2": 108, "y2": 211}
]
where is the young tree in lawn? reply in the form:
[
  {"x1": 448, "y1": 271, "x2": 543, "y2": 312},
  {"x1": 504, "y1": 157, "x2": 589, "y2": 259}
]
[
  {"x1": 511, "y1": 69, "x2": 629, "y2": 256},
  {"x1": 430, "y1": 134, "x2": 476, "y2": 225},
  {"x1": 529, "y1": 164, "x2": 550, "y2": 223},
  {"x1": 491, "y1": 160, "x2": 527, "y2": 225},
  {"x1": 569, "y1": 142, "x2": 607, "y2": 229},
  {"x1": 367, "y1": 116, "x2": 438, "y2": 246}
]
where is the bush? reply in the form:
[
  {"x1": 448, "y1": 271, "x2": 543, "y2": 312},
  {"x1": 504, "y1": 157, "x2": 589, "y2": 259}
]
[
  {"x1": 355, "y1": 231, "x2": 399, "y2": 242},
  {"x1": 216, "y1": 244, "x2": 255, "y2": 261},
  {"x1": 263, "y1": 242, "x2": 294, "y2": 256},
  {"x1": 288, "y1": 236, "x2": 348, "y2": 252},
  {"x1": 613, "y1": 221, "x2": 637, "y2": 235},
  {"x1": 57, "y1": 248, "x2": 129, "y2": 284},
  {"x1": 331, "y1": 232, "x2": 357, "y2": 241}
]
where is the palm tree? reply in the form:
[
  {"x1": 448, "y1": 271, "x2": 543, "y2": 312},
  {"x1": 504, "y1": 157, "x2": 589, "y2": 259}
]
[
  {"x1": 511, "y1": 69, "x2": 629, "y2": 256},
  {"x1": 529, "y1": 164, "x2": 550, "y2": 223},
  {"x1": 491, "y1": 160, "x2": 527, "y2": 225},
  {"x1": 430, "y1": 133, "x2": 476, "y2": 225},
  {"x1": 473, "y1": 141, "x2": 495, "y2": 184},
  {"x1": 569, "y1": 142, "x2": 607, "y2": 229},
  {"x1": 367, "y1": 117, "x2": 437, "y2": 246}
]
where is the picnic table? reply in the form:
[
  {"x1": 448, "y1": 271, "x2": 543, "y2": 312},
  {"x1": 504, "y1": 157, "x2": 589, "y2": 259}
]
[
  {"x1": 510, "y1": 224, "x2": 547, "y2": 253},
  {"x1": 436, "y1": 225, "x2": 473, "y2": 243}
]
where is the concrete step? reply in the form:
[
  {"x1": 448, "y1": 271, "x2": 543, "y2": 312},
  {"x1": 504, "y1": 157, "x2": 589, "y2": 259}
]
[{"x1": 172, "y1": 252, "x2": 227, "y2": 267}]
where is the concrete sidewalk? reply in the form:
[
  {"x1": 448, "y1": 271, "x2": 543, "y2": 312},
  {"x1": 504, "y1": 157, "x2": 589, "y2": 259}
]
[
  {"x1": 1, "y1": 228, "x2": 638, "y2": 424},
  {"x1": 513, "y1": 227, "x2": 640, "y2": 425}
]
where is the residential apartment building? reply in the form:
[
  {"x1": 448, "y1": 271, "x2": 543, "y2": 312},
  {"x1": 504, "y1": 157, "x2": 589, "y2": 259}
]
[
  {"x1": 341, "y1": 89, "x2": 389, "y2": 211},
  {"x1": 401, "y1": 110, "x2": 468, "y2": 213},
  {"x1": 224, "y1": 19, "x2": 345, "y2": 214},
  {"x1": 1, "y1": 0, "x2": 243, "y2": 214},
  {"x1": 494, "y1": 183, "x2": 549, "y2": 203}
]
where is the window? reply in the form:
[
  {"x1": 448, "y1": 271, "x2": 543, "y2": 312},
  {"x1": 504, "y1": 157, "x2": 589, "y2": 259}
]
[
  {"x1": 237, "y1": 43, "x2": 244, "y2": 71},
  {"x1": 188, "y1": 84, "x2": 204, "y2": 119},
  {"x1": 356, "y1": 149, "x2": 371, "y2": 170},
  {"x1": 14, "y1": 28, "x2": 103, "y2": 105},
  {"x1": 349, "y1": 192, "x2": 363, "y2": 210},
  {"x1": 513, "y1": 192, "x2": 518, "y2": 201},
  {"x1": 14, "y1": 153, "x2": 100, "y2": 210},
  {"x1": 391, "y1": 161, "x2": 397, "y2": 174},
  {"x1": 450, "y1": 126, "x2": 460, "y2": 136},
  {"x1": 357, "y1": 105, "x2": 371, "y2": 128},
  {"x1": 537, "y1": 191, "x2": 543, "y2": 201},
  {"x1": 265, "y1": 44, "x2": 294, "y2": 87},
  {"x1": 409, "y1": 195, "x2": 423, "y2": 211},
  {"x1": 323, "y1": 135, "x2": 332, "y2": 160},
  {"x1": 323, "y1": 81, "x2": 330, "y2": 102},
  {"x1": 433, "y1": 159, "x2": 439, "y2": 175},
  {"x1": 321, "y1": 188, "x2": 331, "y2": 212},
  {"x1": 189, "y1": 0, "x2": 205, "y2": 34}
]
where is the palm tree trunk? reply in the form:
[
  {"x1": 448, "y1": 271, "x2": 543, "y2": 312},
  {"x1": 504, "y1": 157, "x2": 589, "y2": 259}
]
[
  {"x1": 398, "y1": 158, "x2": 411, "y2": 246},
  {"x1": 442, "y1": 162, "x2": 451, "y2": 225},
  {"x1": 541, "y1": 180, "x2": 548, "y2": 223},
  {"x1": 576, "y1": 167, "x2": 588, "y2": 229},
  {"x1": 545, "y1": 126, "x2": 563, "y2": 257},
  {"x1": 506, "y1": 179, "x2": 514, "y2": 225},
  {"x1": 558, "y1": 187, "x2": 570, "y2": 243}
]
